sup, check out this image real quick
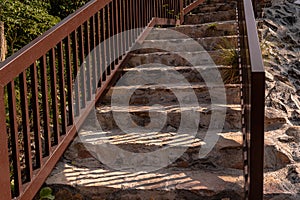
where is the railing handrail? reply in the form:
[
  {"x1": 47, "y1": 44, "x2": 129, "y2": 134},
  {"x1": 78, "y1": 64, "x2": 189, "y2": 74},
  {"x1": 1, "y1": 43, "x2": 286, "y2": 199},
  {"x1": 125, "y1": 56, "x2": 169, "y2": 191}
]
[
  {"x1": 244, "y1": 0, "x2": 264, "y2": 73},
  {"x1": 238, "y1": 0, "x2": 265, "y2": 199},
  {"x1": 0, "y1": 0, "x2": 111, "y2": 87}
]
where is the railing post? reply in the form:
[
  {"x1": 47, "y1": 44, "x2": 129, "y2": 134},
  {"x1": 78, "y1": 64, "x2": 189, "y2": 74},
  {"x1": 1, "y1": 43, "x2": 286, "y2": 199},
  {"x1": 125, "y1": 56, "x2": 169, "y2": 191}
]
[
  {"x1": 252, "y1": 0, "x2": 257, "y2": 18},
  {"x1": 179, "y1": 0, "x2": 184, "y2": 24},
  {"x1": 0, "y1": 86, "x2": 12, "y2": 200},
  {"x1": 249, "y1": 72, "x2": 265, "y2": 200}
]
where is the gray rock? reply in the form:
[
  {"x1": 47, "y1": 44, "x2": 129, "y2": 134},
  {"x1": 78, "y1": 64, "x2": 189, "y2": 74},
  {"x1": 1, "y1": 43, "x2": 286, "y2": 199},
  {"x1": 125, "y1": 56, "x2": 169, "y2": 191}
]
[
  {"x1": 286, "y1": 126, "x2": 300, "y2": 142},
  {"x1": 264, "y1": 143, "x2": 291, "y2": 170}
]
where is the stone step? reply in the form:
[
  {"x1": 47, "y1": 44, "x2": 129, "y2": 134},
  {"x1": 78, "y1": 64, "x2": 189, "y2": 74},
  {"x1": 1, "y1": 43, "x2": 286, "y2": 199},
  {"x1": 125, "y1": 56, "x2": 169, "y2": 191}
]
[
  {"x1": 96, "y1": 104, "x2": 241, "y2": 131},
  {"x1": 127, "y1": 49, "x2": 238, "y2": 67},
  {"x1": 137, "y1": 36, "x2": 237, "y2": 52},
  {"x1": 101, "y1": 83, "x2": 240, "y2": 105},
  {"x1": 146, "y1": 22, "x2": 237, "y2": 39},
  {"x1": 201, "y1": 0, "x2": 237, "y2": 3},
  {"x1": 46, "y1": 128, "x2": 244, "y2": 198},
  {"x1": 185, "y1": 10, "x2": 237, "y2": 25},
  {"x1": 62, "y1": 129, "x2": 243, "y2": 170},
  {"x1": 191, "y1": 2, "x2": 237, "y2": 13},
  {"x1": 205, "y1": 0, "x2": 237, "y2": 4},
  {"x1": 120, "y1": 65, "x2": 239, "y2": 84},
  {"x1": 46, "y1": 159, "x2": 244, "y2": 199}
]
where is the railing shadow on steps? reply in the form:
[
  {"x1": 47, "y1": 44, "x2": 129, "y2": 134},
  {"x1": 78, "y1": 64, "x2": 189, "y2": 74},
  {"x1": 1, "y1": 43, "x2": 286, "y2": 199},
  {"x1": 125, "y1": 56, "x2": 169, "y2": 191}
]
[{"x1": 0, "y1": 0, "x2": 264, "y2": 199}]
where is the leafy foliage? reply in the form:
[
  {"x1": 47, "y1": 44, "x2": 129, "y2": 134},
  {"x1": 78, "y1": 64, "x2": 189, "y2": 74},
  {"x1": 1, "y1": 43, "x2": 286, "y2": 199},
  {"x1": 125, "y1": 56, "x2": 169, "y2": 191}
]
[
  {"x1": 48, "y1": 0, "x2": 90, "y2": 19},
  {"x1": 0, "y1": 0, "x2": 60, "y2": 55},
  {"x1": 39, "y1": 187, "x2": 55, "y2": 200}
]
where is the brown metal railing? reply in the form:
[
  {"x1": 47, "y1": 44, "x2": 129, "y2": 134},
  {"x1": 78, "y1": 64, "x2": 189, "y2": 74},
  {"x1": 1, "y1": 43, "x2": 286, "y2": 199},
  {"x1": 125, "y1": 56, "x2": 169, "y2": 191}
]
[
  {"x1": 0, "y1": 0, "x2": 264, "y2": 199},
  {"x1": 0, "y1": 0, "x2": 197, "y2": 199},
  {"x1": 238, "y1": 0, "x2": 265, "y2": 199}
]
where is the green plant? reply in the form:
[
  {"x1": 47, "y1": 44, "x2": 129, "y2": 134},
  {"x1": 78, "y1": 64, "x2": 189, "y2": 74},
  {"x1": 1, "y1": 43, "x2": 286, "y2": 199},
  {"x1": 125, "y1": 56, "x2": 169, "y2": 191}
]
[
  {"x1": 162, "y1": 3, "x2": 180, "y2": 21},
  {"x1": 0, "y1": 0, "x2": 60, "y2": 55},
  {"x1": 207, "y1": 23, "x2": 217, "y2": 29},
  {"x1": 39, "y1": 187, "x2": 55, "y2": 200},
  {"x1": 48, "y1": 0, "x2": 89, "y2": 19},
  {"x1": 260, "y1": 33, "x2": 272, "y2": 59},
  {"x1": 217, "y1": 39, "x2": 240, "y2": 84}
]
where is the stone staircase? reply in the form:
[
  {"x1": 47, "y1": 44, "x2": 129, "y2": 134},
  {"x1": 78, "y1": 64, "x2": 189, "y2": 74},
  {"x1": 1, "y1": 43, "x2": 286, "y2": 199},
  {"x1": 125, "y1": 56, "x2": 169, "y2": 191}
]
[{"x1": 45, "y1": 0, "x2": 245, "y2": 199}]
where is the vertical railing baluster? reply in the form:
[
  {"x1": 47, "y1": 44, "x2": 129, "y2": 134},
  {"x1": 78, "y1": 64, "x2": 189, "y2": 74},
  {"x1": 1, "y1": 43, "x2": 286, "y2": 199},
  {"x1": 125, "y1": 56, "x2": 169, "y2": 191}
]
[
  {"x1": 30, "y1": 63, "x2": 43, "y2": 168},
  {"x1": 125, "y1": 0, "x2": 130, "y2": 49},
  {"x1": 39, "y1": 56, "x2": 51, "y2": 156},
  {"x1": 84, "y1": 21, "x2": 92, "y2": 101},
  {"x1": 156, "y1": 0, "x2": 160, "y2": 18},
  {"x1": 117, "y1": 0, "x2": 123, "y2": 61},
  {"x1": 78, "y1": 25, "x2": 87, "y2": 108},
  {"x1": 121, "y1": 0, "x2": 126, "y2": 51},
  {"x1": 57, "y1": 42, "x2": 67, "y2": 135},
  {"x1": 105, "y1": 5, "x2": 111, "y2": 75},
  {"x1": 132, "y1": 0, "x2": 136, "y2": 42},
  {"x1": 65, "y1": 36, "x2": 74, "y2": 126},
  {"x1": 95, "y1": 11, "x2": 102, "y2": 87},
  {"x1": 132, "y1": 0, "x2": 136, "y2": 40},
  {"x1": 149, "y1": 0, "x2": 152, "y2": 22},
  {"x1": 180, "y1": 0, "x2": 184, "y2": 24},
  {"x1": 89, "y1": 16, "x2": 98, "y2": 94},
  {"x1": 49, "y1": 48, "x2": 60, "y2": 144},
  {"x1": 110, "y1": 1, "x2": 115, "y2": 70},
  {"x1": 72, "y1": 31, "x2": 81, "y2": 117},
  {"x1": 146, "y1": 0, "x2": 149, "y2": 24},
  {"x1": 123, "y1": 0, "x2": 128, "y2": 52},
  {"x1": 7, "y1": 81, "x2": 22, "y2": 196},
  {"x1": 136, "y1": 0, "x2": 140, "y2": 32},
  {"x1": 114, "y1": 0, "x2": 119, "y2": 65},
  {"x1": 19, "y1": 71, "x2": 33, "y2": 179},
  {"x1": 101, "y1": 9, "x2": 107, "y2": 82},
  {"x1": 0, "y1": 86, "x2": 12, "y2": 200},
  {"x1": 128, "y1": 0, "x2": 132, "y2": 46},
  {"x1": 142, "y1": 0, "x2": 145, "y2": 27}
]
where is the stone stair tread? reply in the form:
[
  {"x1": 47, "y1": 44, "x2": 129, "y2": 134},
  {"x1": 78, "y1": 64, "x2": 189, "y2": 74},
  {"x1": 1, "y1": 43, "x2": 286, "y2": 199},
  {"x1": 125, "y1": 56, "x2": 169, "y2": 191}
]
[
  {"x1": 96, "y1": 104, "x2": 241, "y2": 131},
  {"x1": 110, "y1": 83, "x2": 239, "y2": 89},
  {"x1": 119, "y1": 64, "x2": 239, "y2": 85},
  {"x1": 147, "y1": 21, "x2": 237, "y2": 39},
  {"x1": 78, "y1": 129, "x2": 203, "y2": 148},
  {"x1": 77, "y1": 129, "x2": 242, "y2": 149},
  {"x1": 96, "y1": 104, "x2": 241, "y2": 113},
  {"x1": 191, "y1": 2, "x2": 237, "y2": 13},
  {"x1": 138, "y1": 36, "x2": 237, "y2": 52},
  {"x1": 46, "y1": 162, "x2": 244, "y2": 198},
  {"x1": 184, "y1": 10, "x2": 236, "y2": 25},
  {"x1": 143, "y1": 35, "x2": 237, "y2": 42},
  {"x1": 102, "y1": 82, "x2": 240, "y2": 105},
  {"x1": 179, "y1": 20, "x2": 237, "y2": 28},
  {"x1": 122, "y1": 64, "x2": 233, "y2": 71},
  {"x1": 127, "y1": 50, "x2": 238, "y2": 68},
  {"x1": 199, "y1": 0, "x2": 237, "y2": 3},
  {"x1": 129, "y1": 49, "x2": 237, "y2": 55},
  {"x1": 187, "y1": 8, "x2": 236, "y2": 16}
]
